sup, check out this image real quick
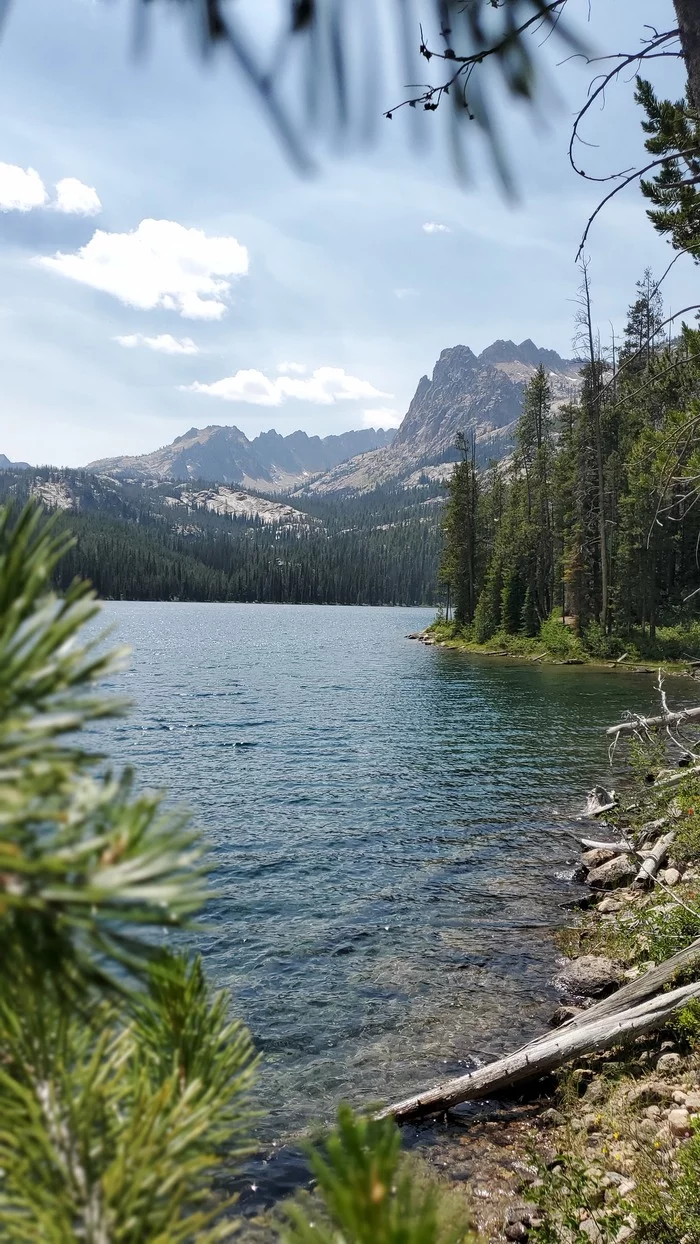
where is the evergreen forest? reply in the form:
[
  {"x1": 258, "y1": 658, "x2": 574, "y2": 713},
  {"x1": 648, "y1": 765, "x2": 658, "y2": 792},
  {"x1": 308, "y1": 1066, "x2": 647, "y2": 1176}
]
[
  {"x1": 0, "y1": 471, "x2": 443, "y2": 606},
  {"x1": 439, "y1": 265, "x2": 700, "y2": 659}
]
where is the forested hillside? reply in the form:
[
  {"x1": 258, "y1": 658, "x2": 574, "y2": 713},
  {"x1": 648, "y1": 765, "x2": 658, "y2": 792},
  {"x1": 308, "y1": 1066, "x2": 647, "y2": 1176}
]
[
  {"x1": 438, "y1": 268, "x2": 700, "y2": 657},
  {"x1": 0, "y1": 470, "x2": 442, "y2": 605}
]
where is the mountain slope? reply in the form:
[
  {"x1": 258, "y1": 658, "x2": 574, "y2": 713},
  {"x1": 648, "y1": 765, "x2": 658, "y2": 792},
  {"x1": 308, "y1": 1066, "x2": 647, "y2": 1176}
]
[
  {"x1": 87, "y1": 425, "x2": 394, "y2": 490},
  {"x1": 301, "y1": 339, "x2": 581, "y2": 494}
]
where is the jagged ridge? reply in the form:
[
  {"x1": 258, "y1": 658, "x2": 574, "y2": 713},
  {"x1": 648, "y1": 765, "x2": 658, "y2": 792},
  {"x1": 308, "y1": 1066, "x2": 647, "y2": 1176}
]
[{"x1": 87, "y1": 426, "x2": 395, "y2": 491}]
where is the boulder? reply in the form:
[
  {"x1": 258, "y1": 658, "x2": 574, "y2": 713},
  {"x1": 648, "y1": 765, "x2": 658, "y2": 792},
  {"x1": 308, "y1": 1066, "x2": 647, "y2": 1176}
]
[
  {"x1": 580, "y1": 1217, "x2": 603, "y2": 1243},
  {"x1": 556, "y1": 955, "x2": 623, "y2": 998},
  {"x1": 660, "y1": 867, "x2": 681, "y2": 887},
  {"x1": 587, "y1": 854, "x2": 637, "y2": 889},
  {"x1": 685, "y1": 1090, "x2": 700, "y2": 1111}
]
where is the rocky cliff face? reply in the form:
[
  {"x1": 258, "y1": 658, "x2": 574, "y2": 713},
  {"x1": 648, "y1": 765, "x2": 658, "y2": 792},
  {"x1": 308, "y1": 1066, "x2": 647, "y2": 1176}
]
[
  {"x1": 87, "y1": 425, "x2": 395, "y2": 490},
  {"x1": 301, "y1": 339, "x2": 581, "y2": 494}
]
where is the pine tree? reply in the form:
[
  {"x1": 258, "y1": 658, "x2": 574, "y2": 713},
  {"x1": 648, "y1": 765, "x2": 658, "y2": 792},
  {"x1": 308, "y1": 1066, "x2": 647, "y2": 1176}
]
[{"x1": 0, "y1": 502, "x2": 472, "y2": 1243}]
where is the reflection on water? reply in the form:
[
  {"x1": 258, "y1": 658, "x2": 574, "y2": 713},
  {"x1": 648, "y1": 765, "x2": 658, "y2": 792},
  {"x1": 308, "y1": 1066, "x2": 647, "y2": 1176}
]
[{"x1": 94, "y1": 603, "x2": 666, "y2": 1139}]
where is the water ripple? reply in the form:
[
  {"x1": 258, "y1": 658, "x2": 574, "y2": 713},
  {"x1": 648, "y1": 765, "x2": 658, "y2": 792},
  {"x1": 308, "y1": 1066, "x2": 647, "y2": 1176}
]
[{"x1": 94, "y1": 602, "x2": 665, "y2": 1141}]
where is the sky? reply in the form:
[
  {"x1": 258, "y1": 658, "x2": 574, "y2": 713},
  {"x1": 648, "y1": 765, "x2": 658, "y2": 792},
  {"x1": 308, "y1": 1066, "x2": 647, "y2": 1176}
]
[{"x1": 0, "y1": 0, "x2": 696, "y2": 466}]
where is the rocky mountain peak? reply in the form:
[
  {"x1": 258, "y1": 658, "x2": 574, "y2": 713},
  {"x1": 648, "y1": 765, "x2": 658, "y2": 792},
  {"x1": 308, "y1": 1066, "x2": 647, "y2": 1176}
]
[
  {"x1": 304, "y1": 336, "x2": 582, "y2": 494},
  {"x1": 478, "y1": 338, "x2": 576, "y2": 371}
]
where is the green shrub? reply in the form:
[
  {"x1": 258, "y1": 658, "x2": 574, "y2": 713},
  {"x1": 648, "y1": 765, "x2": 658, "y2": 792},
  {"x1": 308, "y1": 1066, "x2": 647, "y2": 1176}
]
[
  {"x1": 634, "y1": 1120, "x2": 700, "y2": 1243},
  {"x1": 539, "y1": 612, "x2": 586, "y2": 658}
]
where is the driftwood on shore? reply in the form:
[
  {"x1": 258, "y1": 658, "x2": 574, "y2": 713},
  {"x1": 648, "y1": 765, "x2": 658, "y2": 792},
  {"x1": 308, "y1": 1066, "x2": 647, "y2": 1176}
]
[
  {"x1": 634, "y1": 829, "x2": 675, "y2": 887},
  {"x1": 377, "y1": 979, "x2": 700, "y2": 1122},
  {"x1": 579, "y1": 837, "x2": 636, "y2": 853}
]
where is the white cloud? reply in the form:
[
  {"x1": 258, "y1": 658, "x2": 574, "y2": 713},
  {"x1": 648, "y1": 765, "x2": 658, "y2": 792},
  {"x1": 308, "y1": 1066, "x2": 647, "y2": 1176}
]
[
  {"x1": 363, "y1": 407, "x2": 403, "y2": 429},
  {"x1": 37, "y1": 218, "x2": 249, "y2": 319},
  {"x1": 276, "y1": 361, "x2": 307, "y2": 375},
  {"x1": 54, "y1": 177, "x2": 102, "y2": 216},
  {"x1": 422, "y1": 221, "x2": 450, "y2": 234},
  {"x1": 393, "y1": 287, "x2": 417, "y2": 299},
  {"x1": 185, "y1": 365, "x2": 391, "y2": 407},
  {"x1": 115, "y1": 332, "x2": 199, "y2": 355},
  {"x1": 0, "y1": 163, "x2": 47, "y2": 212}
]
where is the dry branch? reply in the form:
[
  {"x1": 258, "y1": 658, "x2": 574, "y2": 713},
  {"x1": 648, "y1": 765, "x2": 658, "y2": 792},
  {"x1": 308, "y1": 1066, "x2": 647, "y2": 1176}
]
[
  {"x1": 377, "y1": 980, "x2": 700, "y2": 1122},
  {"x1": 606, "y1": 706, "x2": 700, "y2": 737}
]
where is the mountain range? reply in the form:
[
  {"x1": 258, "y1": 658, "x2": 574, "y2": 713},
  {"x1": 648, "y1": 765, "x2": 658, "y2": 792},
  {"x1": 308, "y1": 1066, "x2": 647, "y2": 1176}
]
[
  {"x1": 5, "y1": 338, "x2": 581, "y2": 497},
  {"x1": 87, "y1": 426, "x2": 394, "y2": 491}
]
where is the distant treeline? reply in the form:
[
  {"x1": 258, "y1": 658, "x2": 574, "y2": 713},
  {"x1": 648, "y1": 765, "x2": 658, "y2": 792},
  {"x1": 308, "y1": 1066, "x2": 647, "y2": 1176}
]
[{"x1": 0, "y1": 472, "x2": 443, "y2": 605}]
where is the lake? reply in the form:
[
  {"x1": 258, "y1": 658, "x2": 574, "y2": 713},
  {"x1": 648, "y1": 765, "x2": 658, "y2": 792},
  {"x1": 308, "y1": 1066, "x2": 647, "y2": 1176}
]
[{"x1": 97, "y1": 603, "x2": 663, "y2": 1144}]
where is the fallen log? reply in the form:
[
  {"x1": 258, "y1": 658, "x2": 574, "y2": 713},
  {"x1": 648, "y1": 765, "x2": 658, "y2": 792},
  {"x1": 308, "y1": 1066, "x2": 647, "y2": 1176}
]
[
  {"x1": 606, "y1": 705, "x2": 700, "y2": 738},
  {"x1": 377, "y1": 979, "x2": 700, "y2": 1122},
  {"x1": 634, "y1": 830, "x2": 675, "y2": 888},
  {"x1": 549, "y1": 935, "x2": 700, "y2": 1035},
  {"x1": 616, "y1": 652, "x2": 629, "y2": 664}
]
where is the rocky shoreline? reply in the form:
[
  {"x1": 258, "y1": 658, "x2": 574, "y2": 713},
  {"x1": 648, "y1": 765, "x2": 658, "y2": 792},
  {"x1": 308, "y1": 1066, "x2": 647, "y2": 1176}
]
[{"x1": 407, "y1": 751, "x2": 700, "y2": 1242}]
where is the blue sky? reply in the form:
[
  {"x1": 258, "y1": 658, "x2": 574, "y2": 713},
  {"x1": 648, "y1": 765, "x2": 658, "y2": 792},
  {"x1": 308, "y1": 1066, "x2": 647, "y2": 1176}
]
[{"x1": 0, "y1": 0, "x2": 695, "y2": 466}]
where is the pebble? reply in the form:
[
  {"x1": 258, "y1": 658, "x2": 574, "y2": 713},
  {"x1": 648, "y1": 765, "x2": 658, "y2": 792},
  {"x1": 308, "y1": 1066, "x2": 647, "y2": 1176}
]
[
  {"x1": 657, "y1": 1052, "x2": 682, "y2": 1074},
  {"x1": 616, "y1": 1228, "x2": 634, "y2": 1242},
  {"x1": 644, "y1": 1105, "x2": 661, "y2": 1120},
  {"x1": 673, "y1": 1090, "x2": 688, "y2": 1105},
  {"x1": 504, "y1": 1225, "x2": 527, "y2": 1241},
  {"x1": 580, "y1": 1218, "x2": 603, "y2": 1243},
  {"x1": 584, "y1": 1078, "x2": 608, "y2": 1105},
  {"x1": 660, "y1": 867, "x2": 681, "y2": 886},
  {"x1": 540, "y1": 1108, "x2": 565, "y2": 1127},
  {"x1": 685, "y1": 1090, "x2": 700, "y2": 1111},
  {"x1": 668, "y1": 1108, "x2": 692, "y2": 1137},
  {"x1": 617, "y1": 1178, "x2": 636, "y2": 1198},
  {"x1": 596, "y1": 897, "x2": 622, "y2": 914}
]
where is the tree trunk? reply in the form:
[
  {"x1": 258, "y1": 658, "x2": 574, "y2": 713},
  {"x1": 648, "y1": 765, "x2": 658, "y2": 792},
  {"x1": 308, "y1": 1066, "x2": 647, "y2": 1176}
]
[{"x1": 674, "y1": 0, "x2": 700, "y2": 109}]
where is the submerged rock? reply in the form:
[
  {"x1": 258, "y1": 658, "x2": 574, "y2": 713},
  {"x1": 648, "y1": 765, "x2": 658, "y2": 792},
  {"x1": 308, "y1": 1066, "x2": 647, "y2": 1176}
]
[{"x1": 555, "y1": 955, "x2": 623, "y2": 998}]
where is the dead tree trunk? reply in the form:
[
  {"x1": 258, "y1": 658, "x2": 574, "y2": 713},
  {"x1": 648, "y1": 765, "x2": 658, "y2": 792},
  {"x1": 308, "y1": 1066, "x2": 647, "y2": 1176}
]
[{"x1": 377, "y1": 980, "x2": 700, "y2": 1122}]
